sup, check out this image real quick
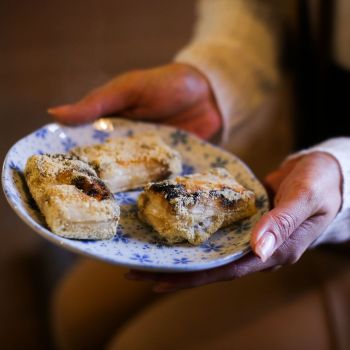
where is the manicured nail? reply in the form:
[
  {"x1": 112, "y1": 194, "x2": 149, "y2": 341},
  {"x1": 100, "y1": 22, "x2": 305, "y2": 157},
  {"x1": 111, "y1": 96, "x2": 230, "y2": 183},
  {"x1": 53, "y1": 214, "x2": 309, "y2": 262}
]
[
  {"x1": 255, "y1": 229, "x2": 265, "y2": 243},
  {"x1": 255, "y1": 232, "x2": 276, "y2": 262}
]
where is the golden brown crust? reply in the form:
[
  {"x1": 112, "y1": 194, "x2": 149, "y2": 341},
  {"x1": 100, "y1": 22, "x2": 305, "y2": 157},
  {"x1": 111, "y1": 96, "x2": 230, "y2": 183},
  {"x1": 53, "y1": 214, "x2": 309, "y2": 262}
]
[
  {"x1": 24, "y1": 154, "x2": 119, "y2": 239},
  {"x1": 71, "y1": 133, "x2": 182, "y2": 192},
  {"x1": 138, "y1": 168, "x2": 256, "y2": 245}
]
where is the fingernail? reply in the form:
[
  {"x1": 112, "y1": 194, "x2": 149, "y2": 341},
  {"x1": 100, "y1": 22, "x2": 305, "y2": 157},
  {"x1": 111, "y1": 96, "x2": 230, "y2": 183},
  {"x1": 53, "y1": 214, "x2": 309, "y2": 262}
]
[
  {"x1": 255, "y1": 230, "x2": 265, "y2": 243},
  {"x1": 255, "y1": 232, "x2": 276, "y2": 262},
  {"x1": 153, "y1": 283, "x2": 175, "y2": 293}
]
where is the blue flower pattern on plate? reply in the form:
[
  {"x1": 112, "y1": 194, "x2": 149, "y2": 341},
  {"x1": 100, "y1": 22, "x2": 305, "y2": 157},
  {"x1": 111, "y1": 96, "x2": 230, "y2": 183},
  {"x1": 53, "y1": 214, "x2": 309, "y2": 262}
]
[
  {"x1": 233, "y1": 221, "x2": 252, "y2": 234},
  {"x1": 131, "y1": 254, "x2": 152, "y2": 263},
  {"x1": 61, "y1": 137, "x2": 77, "y2": 151},
  {"x1": 2, "y1": 118, "x2": 268, "y2": 272},
  {"x1": 255, "y1": 195, "x2": 268, "y2": 209},
  {"x1": 149, "y1": 239, "x2": 170, "y2": 249},
  {"x1": 174, "y1": 257, "x2": 192, "y2": 264},
  {"x1": 114, "y1": 192, "x2": 137, "y2": 205},
  {"x1": 170, "y1": 130, "x2": 188, "y2": 146},
  {"x1": 210, "y1": 157, "x2": 228, "y2": 168},
  {"x1": 92, "y1": 129, "x2": 110, "y2": 143},
  {"x1": 201, "y1": 242, "x2": 224, "y2": 253},
  {"x1": 113, "y1": 229, "x2": 130, "y2": 244},
  {"x1": 35, "y1": 128, "x2": 48, "y2": 139},
  {"x1": 181, "y1": 163, "x2": 195, "y2": 176},
  {"x1": 9, "y1": 161, "x2": 21, "y2": 172}
]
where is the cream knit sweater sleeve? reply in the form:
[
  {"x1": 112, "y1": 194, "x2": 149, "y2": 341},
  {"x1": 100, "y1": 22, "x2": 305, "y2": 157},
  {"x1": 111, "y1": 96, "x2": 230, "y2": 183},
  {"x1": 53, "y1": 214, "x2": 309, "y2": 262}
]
[
  {"x1": 175, "y1": 0, "x2": 350, "y2": 245},
  {"x1": 174, "y1": 0, "x2": 281, "y2": 144}
]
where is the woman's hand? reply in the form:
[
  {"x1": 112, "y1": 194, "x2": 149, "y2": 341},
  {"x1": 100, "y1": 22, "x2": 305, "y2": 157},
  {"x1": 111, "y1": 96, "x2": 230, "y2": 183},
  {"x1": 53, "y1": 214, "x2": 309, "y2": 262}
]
[
  {"x1": 126, "y1": 152, "x2": 342, "y2": 292},
  {"x1": 48, "y1": 63, "x2": 222, "y2": 140}
]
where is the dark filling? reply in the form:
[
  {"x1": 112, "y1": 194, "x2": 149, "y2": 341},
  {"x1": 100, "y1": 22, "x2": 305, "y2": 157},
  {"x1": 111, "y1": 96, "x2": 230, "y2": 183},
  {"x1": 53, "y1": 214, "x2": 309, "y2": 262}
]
[
  {"x1": 47, "y1": 153, "x2": 77, "y2": 160},
  {"x1": 155, "y1": 169, "x2": 172, "y2": 182},
  {"x1": 72, "y1": 176, "x2": 111, "y2": 201},
  {"x1": 150, "y1": 183, "x2": 187, "y2": 200},
  {"x1": 75, "y1": 166, "x2": 96, "y2": 178},
  {"x1": 209, "y1": 188, "x2": 240, "y2": 209},
  {"x1": 150, "y1": 181, "x2": 242, "y2": 209},
  {"x1": 150, "y1": 182, "x2": 200, "y2": 205}
]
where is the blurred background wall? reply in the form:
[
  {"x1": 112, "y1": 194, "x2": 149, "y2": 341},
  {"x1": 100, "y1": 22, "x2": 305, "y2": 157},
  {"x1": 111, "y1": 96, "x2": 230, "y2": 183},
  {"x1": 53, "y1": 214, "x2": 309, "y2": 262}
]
[{"x1": 0, "y1": 1, "x2": 195, "y2": 348}]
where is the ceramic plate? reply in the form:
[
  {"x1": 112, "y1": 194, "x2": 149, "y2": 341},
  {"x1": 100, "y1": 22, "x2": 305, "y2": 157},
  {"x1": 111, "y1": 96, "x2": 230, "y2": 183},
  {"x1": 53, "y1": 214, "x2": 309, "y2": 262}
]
[{"x1": 2, "y1": 118, "x2": 269, "y2": 272}]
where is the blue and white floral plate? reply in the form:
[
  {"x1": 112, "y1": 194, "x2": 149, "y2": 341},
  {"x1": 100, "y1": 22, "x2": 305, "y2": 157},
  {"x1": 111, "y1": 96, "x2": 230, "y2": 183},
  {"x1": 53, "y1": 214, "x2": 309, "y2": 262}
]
[{"x1": 2, "y1": 118, "x2": 268, "y2": 272}]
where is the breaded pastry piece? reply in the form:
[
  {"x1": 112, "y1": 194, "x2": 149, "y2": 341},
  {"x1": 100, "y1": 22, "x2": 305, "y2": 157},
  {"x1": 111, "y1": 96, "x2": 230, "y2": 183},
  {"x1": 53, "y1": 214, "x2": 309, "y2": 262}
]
[
  {"x1": 138, "y1": 168, "x2": 256, "y2": 245},
  {"x1": 24, "y1": 154, "x2": 119, "y2": 240},
  {"x1": 71, "y1": 133, "x2": 182, "y2": 192}
]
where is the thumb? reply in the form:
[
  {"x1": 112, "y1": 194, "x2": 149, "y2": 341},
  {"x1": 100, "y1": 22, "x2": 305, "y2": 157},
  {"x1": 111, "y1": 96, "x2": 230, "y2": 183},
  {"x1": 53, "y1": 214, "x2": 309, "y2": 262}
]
[
  {"x1": 48, "y1": 76, "x2": 138, "y2": 125},
  {"x1": 251, "y1": 190, "x2": 315, "y2": 262}
]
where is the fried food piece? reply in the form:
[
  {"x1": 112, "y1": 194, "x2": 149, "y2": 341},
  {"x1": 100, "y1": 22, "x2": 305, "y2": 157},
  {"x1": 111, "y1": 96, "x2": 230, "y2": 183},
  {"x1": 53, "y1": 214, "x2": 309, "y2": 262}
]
[
  {"x1": 24, "y1": 154, "x2": 119, "y2": 239},
  {"x1": 71, "y1": 133, "x2": 182, "y2": 192},
  {"x1": 138, "y1": 168, "x2": 256, "y2": 245}
]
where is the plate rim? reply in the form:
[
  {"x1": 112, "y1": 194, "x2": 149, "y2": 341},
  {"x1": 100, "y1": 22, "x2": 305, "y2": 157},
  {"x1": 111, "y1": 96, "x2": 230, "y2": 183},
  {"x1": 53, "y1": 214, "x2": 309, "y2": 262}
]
[{"x1": 2, "y1": 118, "x2": 267, "y2": 272}]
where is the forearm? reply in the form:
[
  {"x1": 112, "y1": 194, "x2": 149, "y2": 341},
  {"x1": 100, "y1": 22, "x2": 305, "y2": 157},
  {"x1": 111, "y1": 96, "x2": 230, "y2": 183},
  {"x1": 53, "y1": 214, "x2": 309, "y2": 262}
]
[{"x1": 174, "y1": 0, "x2": 282, "y2": 143}]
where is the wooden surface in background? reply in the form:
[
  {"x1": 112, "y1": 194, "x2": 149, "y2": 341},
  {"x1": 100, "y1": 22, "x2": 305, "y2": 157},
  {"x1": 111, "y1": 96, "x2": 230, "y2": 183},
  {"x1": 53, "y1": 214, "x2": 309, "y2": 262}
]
[{"x1": 0, "y1": 1, "x2": 194, "y2": 348}]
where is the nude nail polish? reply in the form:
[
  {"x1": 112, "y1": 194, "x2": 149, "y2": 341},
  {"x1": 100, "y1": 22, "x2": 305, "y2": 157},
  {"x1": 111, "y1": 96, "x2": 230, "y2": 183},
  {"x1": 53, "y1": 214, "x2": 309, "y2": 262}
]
[{"x1": 255, "y1": 232, "x2": 275, "y2": 262}]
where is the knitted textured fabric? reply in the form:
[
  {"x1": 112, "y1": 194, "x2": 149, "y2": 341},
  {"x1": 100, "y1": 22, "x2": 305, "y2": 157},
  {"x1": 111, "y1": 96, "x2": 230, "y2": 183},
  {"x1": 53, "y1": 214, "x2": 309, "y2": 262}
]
[
  {"x1": 175, "y1": 0, "x2": 280, "y2": 144},
  {"x1": 175, "y1": 0, "x2": 350, "y2": 245}
]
